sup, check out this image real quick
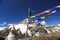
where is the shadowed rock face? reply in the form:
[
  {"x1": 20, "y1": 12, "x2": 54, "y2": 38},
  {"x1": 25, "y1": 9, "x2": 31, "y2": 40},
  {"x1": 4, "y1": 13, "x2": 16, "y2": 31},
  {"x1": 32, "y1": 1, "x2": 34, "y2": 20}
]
[
  {"x1": 0, "y1": 37, "x2": 5, "y2": 40},
  {"x1": 38, "y1": 27, "x2": 47, "y2": 34}
]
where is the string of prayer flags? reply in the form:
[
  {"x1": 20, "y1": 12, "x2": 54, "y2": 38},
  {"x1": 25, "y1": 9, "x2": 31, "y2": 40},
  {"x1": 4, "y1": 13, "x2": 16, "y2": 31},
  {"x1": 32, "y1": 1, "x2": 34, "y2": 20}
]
[{"x1": 29, "y1": 5, "x2": 58, "y2": 19}]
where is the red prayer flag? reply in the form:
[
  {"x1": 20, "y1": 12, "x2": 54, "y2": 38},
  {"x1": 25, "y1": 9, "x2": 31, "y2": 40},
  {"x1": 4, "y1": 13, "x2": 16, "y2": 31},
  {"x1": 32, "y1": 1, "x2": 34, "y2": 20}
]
[
  {"x1": 40, "y1": 12, "x2": 45, "y2": 15},
  {"x1": 48, "y1": 12, "x2": 52, "y2": 16}
]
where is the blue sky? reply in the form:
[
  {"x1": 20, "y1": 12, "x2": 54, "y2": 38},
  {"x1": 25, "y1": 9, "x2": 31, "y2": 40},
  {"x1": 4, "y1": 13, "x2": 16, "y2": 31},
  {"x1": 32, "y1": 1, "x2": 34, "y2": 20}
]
[{"x1": 0, "y1": 0, "x2": 60, "y2": 27}]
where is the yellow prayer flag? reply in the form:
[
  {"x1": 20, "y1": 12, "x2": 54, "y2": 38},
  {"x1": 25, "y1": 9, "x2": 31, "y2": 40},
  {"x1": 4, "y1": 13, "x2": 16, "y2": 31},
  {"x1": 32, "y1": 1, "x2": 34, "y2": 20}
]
[
  {"x1": 30, "y1": 16, "x2": 36, "y2": 18},
  {"x1": 56, "y1": 5, "x2": 60, "y2": 8}
]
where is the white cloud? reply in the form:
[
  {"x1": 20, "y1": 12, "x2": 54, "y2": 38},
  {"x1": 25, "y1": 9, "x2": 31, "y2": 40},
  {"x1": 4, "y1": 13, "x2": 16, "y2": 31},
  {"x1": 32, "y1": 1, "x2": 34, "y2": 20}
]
[
  {"x1": 0, "y1": 22, "x2": 7, "y2": 26},
  {"x1": 8, "y1": 24, "x2": 13, "y2": 26},
  {"x1": 0, "y1": 24, "x2": 4, "y2": 26},
  {"x1": 3, "y1": 22, "x2": 7, "y2": 24},
  {"x1": 0, "y1": 22, "x2": 7, "y2": 30},
  {"x1": 57, "y1": 24, "x2": 60, "y2": 27}
]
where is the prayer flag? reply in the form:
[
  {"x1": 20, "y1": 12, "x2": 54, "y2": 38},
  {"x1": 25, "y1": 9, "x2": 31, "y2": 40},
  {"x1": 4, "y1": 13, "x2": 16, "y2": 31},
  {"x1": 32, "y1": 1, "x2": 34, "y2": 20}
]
[
  {"x1": 40, "y1": 12, "x2": 45, "y2": 15},
  {"x1": 30, "y1": 16, "x2": 36, "y2": 18},
  {"x1": 44, "y1": 10, "x2": 51, "y2": 13},
  {"x1": 41, "y1": 16, "x2": 45, "y2": 19},
  {"x1": 56, "y1": 5, "x2": 60, "y2": 8}
]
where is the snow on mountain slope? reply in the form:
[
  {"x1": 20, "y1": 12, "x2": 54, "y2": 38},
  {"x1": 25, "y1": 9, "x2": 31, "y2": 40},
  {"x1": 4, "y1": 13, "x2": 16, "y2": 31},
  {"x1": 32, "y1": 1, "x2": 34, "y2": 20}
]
[
  {"x1": 15, "y1": 24, "x2": 27, "y2": 34},
  {"x1": 0, "y1": 27, "x2": 7, "y2": 30},
  {"x1": 9, "y1": 23, "x2": 32, "y2": 36}
]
